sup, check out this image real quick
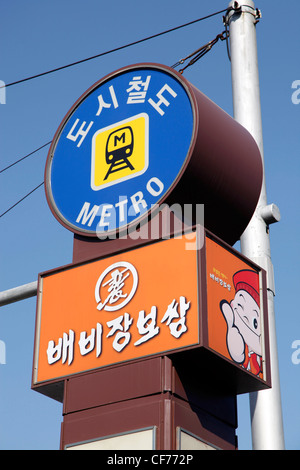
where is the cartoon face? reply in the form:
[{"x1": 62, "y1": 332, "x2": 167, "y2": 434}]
[{"x1": 231, "y1": 289, "x2": 261, "y2": 355}]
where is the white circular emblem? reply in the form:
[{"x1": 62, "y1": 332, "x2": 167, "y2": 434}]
[{"x1": 95, "y1": 261, "x2": 138, "y2": 312}]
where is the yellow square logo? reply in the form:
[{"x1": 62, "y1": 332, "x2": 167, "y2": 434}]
[{"x1": 91, "y1": 113, "x2": 149, "y2": 190}]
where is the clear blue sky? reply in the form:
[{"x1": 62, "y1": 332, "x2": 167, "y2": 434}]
[{"x1": 0, "y1": 0, "x2": 299, "y2": 450}]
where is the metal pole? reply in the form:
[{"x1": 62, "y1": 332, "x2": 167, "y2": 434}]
[
  {"x1": 0, "y1": 281, "x2": 37, "y2": 307},
  {"x1": 226, "y1": 0, "x2": 285, "y2": 449}
]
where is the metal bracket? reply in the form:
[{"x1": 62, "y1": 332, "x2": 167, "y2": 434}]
[
  {"x1": 260, "y1": 203, "x2": 281, "y2": 226},
  {"x1": 224, "y1": 2, "x2": 262, "y2": 26}
]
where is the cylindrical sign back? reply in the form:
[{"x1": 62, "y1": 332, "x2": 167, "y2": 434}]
[{"x1": 167, "y1": 78, "x2": 263, "y2": 245}]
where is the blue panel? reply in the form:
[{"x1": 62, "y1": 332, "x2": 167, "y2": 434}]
[{"x1": 46, "y1": 65, "x2": 195, "y2": 236}]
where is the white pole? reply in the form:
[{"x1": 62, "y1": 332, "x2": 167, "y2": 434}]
[{"x1": 226, "y1": 1, "x2": 285, "y2": 449}]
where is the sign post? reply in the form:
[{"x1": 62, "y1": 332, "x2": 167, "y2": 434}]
[{"x1": 33, "y1": 62, "x2": 268, "y2": 450}]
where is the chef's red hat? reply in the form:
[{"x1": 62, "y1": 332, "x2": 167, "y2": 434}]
[{"x1": 233, "y1": 270, "x2": 260, "y2": 306}]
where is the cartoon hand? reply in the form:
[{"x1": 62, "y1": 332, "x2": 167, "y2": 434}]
[
  {"x1": 220, "y1": 300, "x2": 245, "y2": 364},
  {"x1": 220, "y1": 300, "x2": 234, "y2": 327}
]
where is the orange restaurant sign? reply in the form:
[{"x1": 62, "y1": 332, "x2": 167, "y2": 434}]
[
  {"x1": 33, "y1": 233, "x2": 199, "y2": 385},
  {"x1": 32, "y1": 229, "x2": 270, "y2": 390}
]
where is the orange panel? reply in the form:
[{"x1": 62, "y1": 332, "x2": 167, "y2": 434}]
[
  {"x1": 206, "y1": 235, "x2": 264, "y2": 380},
  {"x1": 34, "y1": 234, "x2": 200, "y2": 384}
]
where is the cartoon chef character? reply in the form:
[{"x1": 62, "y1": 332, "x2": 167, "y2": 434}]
[{"x1": 220, "y1": 269, "x2": 263, "y2": 377}]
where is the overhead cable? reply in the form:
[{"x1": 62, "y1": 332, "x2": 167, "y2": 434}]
[
  {"x1": 2, "y1": 8, "x2": 228, "y2": 89},
  {"x1": 0, "y1": 182, "x2": 44, "y2": 218},
  {"x1": 0, "y1": 141, "x2": 52, "y2": 174}
]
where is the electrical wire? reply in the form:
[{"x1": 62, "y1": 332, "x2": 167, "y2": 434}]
[
  {"x1": 0, "y1": 141, "x2": 52, "y2": 174},
  {"x1": 0, "y1": 182, "x2": 44, "y2": 218},
  {"x1": 2, "y1": 8, "x2": 228, "y2": 89}
]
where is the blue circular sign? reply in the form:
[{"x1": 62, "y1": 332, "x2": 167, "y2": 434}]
[{"x1": 45, "y1": 63, "x2": 196, "y2": 237}]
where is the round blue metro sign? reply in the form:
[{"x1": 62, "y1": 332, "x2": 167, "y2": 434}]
[{"x1": 45, "y1": 63, "x2": 196, "y2": 237}]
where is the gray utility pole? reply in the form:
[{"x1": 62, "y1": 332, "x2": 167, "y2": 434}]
[
  {"x1": 226, "y1": 1, "x2": 285, "y2": 449},
  {"x1": 0, "y1": 281, "x2": 37, "y2": 307}
]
